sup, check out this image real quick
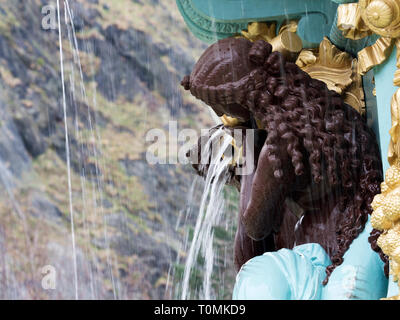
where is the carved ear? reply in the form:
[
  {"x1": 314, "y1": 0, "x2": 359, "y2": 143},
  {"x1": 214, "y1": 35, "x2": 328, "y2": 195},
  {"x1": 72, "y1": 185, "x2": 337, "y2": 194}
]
[{"x1": 249, "y1": 40, "x2": 272, "y2": 66}]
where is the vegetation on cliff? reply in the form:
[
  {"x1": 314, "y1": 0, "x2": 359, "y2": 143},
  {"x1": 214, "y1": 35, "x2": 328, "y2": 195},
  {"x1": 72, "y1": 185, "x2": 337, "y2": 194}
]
[{"x1": 0, "y1": 0, "x2": 237, "y2": 299}]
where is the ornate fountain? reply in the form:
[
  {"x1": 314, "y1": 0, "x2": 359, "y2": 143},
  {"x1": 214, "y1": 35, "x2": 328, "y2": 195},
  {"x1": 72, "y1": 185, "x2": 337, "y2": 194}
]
[{"x1": 177, "y1": 0, "x2": 400, "y2": 300}]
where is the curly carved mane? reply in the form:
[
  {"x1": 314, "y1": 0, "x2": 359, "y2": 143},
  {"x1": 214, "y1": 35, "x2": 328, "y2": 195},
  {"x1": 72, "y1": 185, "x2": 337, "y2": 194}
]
[{"x1": 182, "y1": 38, "x2": 389, "y2": 283}]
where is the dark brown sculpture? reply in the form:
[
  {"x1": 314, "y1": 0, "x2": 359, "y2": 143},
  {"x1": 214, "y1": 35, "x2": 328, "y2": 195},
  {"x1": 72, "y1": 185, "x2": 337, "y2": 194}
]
[{"x1": 182, "y1": 37, "x2": 388, "y2": 284}]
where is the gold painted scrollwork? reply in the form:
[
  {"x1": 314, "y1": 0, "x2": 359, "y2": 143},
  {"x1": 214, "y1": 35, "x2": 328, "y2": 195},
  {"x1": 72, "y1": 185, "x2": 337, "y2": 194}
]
[
  {"x1": 337, "y1": 3, "x2": 372, "y2": 40},
  {"x1": 220, "y1": 114, "x2": 241, "y2": 127},
  {"x1": 296, "y1": 38, "x2": 365, "y2": 114},
  {"x1": 371, "y1": 90, "x2": 400, "y2": 299},
  {"x1": 240, "y1": 21, "x2": 302, "y2": 61},
  {"x1": 240, "y1": 21, "x2": 276, "y2": 42},
  {"x1": 357, "y1": 36, "x2": 394, "y2": 75},
  {"x1": 359, "y1": 0, "x2": 400, "y2": 38}
]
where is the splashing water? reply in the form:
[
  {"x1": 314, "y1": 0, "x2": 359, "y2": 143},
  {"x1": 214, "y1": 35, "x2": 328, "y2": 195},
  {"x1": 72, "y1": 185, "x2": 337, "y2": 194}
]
[{"x1": 181, "y1": 128, "x2": 234, "y2": 300}]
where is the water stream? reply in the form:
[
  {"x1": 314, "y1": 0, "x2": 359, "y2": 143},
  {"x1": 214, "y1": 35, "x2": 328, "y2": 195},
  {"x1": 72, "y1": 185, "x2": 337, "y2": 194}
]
[
  {"x1": 56, "y1": 0, "x2": 79, "y2": 300},
  {"x1": 57, "y1": 0, "x2": 117, "y2": 299},
  {"x1": 181, "y1": 128, "x2": 234, "y2": 300}
]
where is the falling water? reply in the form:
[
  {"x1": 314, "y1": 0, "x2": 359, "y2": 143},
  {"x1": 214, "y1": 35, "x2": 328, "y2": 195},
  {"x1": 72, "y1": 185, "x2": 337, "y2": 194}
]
[
  {"x1": 0, "y1": 0, "x2": 240, "y2": 300},
  {"x1": 57, "y1": 0, "x2": 119, "y2": 299},
  {"x1": 56, "y1": 0, "x2": 79, "y2": 300},
  {"x1": 181, "y1": 128, "x2": 234, "y2": 300}
]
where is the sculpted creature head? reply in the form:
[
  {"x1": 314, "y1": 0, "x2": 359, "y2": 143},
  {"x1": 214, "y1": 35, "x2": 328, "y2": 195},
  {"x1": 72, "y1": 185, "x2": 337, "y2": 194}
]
[{"x1": 182, "y1": 37, "x2": 388, "y2": 283}]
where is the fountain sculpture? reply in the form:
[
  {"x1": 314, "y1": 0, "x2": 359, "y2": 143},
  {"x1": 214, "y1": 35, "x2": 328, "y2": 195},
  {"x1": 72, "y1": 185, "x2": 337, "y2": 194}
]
[{"x1": 178, "y1": 0, "x2": 400, "y2": 299}]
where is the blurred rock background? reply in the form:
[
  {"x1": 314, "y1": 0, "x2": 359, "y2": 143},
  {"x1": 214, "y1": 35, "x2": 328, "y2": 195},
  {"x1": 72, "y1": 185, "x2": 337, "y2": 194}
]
[{"x1": 0, "y1": 0, "x2": 238, "y2": 299}]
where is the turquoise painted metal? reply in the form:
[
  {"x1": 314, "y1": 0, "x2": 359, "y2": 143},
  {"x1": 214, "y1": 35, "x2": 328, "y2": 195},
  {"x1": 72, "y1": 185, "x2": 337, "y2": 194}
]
[
  {"x1": 177, "y1": 0, "x2": 379, "y2": 52},
  {"x1": 233, "y1": 218, "x2": 388, "y2": 300},
  {"x1": 177, "y1": 0, "x2": 339, "y2": 47},
  {"x1": 329, "y1": 12, "x2": 378, "y2": 56},
  {"x1": 373, "y1": 49, "x2": 398, "y2": 174},
  {"x1": 331, "y1": 0, "x2": 357, "y2": 3}
]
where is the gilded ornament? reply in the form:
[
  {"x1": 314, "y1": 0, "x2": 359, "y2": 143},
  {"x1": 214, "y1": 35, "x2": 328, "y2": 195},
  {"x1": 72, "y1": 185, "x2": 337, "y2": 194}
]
[
  {"x1": 377, "y1": 222, "x2": 400, "y2": 279},
  {"x1": 269, "y1": 30, "x2": 303, "y2": 61},
  {"x1": 278, "y1": 20, "x2": 298, "y2": 34},
  {"x1": 295, "y1": 49, "x2": 317, "y2": 68},
  {"x1": 297, "y1": 37, "x2": 352, "y2": 94},
  {"x1": 357, "y1": 36, "x2": 394, "y2": 75},
  {"x1": 337, "y1": 3, "x2": 372, "y2": 40},
  {"x1": 394, "y1": 38, "x2": 400, "y2": 86},
  {"x1": 296, "y1": 38, "x2": 365, "y2": 113},
  {"x1": 344, "y1": 61, "x2": 366, "y2": 114},
  {"x1": 334, "y1": 1, "x2": 400, "y2": 298},
  {"x1": 371, "y1": 89, "x2": 400, "y2": 299},
  {"x1": 240, "y1": 21, "x2": 303, "y2": 61},
  {"x1": 240, "y1": 22, "x2": 276, "y2": 42},
  {"x1": 220, "y1": 114, "x2": 241, "y2": 127},
  {"x1": 366, "y1": 0, "x2": 394, "y2": 28},
  {"x1": 359, "y1": 0, "x2": 400, "y2": 38},
  {"x1": 371, "y1": 206, "x2": 393, "y2": 230},
  {"x1": 388, "y1": 89, "x2": 400, "y2": 166}
]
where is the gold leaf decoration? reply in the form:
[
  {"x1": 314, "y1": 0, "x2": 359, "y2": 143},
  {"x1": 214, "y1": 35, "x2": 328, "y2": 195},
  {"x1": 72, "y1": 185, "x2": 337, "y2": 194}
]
[
  {"x1": 357, "y1": 36, "x2": 394, "y2": 75},
  {"x1": 295, "y1": 38, "x2": 365, "y2": 113},
  {"x1": 359, "y1": 0, "x2": 400, "y2": 38},
  {"x1": 295, "y1": 49, "x2": 317, "y2": 68},
  {"x1": 371, "y1": 88, "x2": 400, "y2": 300},
  {"x1": 240, "y1": 21, "x2": 303, "y2": 61},
  {"x1": 269, "y1": 30, "x2": 302, "y2": 61},
  {"x1": 388, "y1": 89, "x2": 400, "y2": 166},
  {"x1": 365, "y1": 0, "x2": 394, "y2": 28},
  {"x1": 220, "y1": 114, "x2": 241, "y2": 127},
  {"x1": 394, "y1": 38, "x2": 400, "y2": 86},
  {"x1": 240, "y1": 22, "x2": 276, "y2": 42},
  {"x1": 337, "y1": 3, "x2": 372, "y2": 40},
  {"x1": 344, "y1": 61, "x2": 366, "y2": 114},
  {"x1": 278, "y1": 20, "x2": 298, "y2": 34},
  {"x1": 297, "y1": 37, "x2": 353, "y2": 95}
]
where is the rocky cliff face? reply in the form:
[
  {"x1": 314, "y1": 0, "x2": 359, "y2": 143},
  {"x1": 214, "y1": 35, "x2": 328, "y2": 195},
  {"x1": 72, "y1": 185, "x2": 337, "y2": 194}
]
[{"x1": 0, "y1": 0, "x2": 237, "y2": 299}]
